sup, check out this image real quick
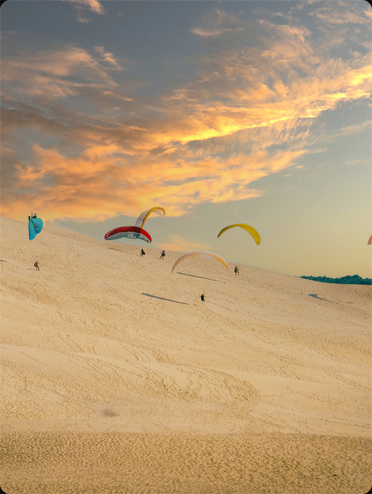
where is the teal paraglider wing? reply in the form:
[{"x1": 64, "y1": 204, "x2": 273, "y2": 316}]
[{"x1": 28, "y1": 217, "x2": 44, "y2": 240}]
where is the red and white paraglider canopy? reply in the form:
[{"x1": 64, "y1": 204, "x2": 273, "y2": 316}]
[{"x1": 104, "y1": 226, "x2": 152, "y2": 243}]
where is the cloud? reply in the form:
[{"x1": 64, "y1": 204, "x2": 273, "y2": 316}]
[
  {"x1": 1, "y1": 3, "x2": 371, "y2": 222},
  {"x1": 62, "y1": 0, "x2": 105, "y2": 21},
  {"x1": 308, "y1": 0, "x2": 371, "y2": 26},
  {"x1": 94, "y1": 47, "x2": 122, "y2": 69},
  {"x1": 191, "y1": 8, "x2": 245, "y2": 37},
  {"x1": 345, "y1": 159, "x2": 370, "y2": 166},
  {"x1": 0, "y1": 131, "x2": 302, "y2": 221},
  {"x1": 1, "y1": 44, "x2": 121, "y2": 103}
]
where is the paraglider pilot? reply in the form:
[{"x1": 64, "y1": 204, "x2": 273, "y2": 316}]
[
  {"x1": 160, "y1": 250, "x2": 165, "y2": 260},
  {"x1": 34, "y1": 261, "x2": 40, "y2": 271},
  {"x1": 140, "y1": 249, "x2": 145, "y2": 256},
  {"x1": 234, "y1": 266, "x2": 239, "y2": 276},
  {"x1": 200, "y1": 294, "x2": 205, "y2": 302}
]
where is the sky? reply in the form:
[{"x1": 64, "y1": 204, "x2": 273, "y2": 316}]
[{"x1": 1, "y1": 0, "x2": 371, "y2": 277}]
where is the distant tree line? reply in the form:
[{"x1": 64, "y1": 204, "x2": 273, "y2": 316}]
[{"x1": 300, "y1": 275, "x2": 371, "y2": 285}]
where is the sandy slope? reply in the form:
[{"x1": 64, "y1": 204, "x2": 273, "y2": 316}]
[{"x1": 0, "y1": 215, "x2": 371, "y2": 494}]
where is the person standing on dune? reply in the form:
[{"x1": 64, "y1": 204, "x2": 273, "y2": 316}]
[
  {"x1": 140, "y1": 249, "x2": 145, "y2": 256},
  {"x1": 160, "y1": 250, "x2": 165, "y2": 260},
  {"x1": 200, "y1": 294, "x2": 205, "y2": 302},
  {"x1": 34, "y1": 261, "x2": 40, "y2": 271}
]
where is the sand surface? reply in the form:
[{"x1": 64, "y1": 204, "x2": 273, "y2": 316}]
[{"x1": 0, "y1": 216, "x2": 371, "y2": 493}]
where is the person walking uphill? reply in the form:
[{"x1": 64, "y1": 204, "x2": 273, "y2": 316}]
[
  {"x1": 140, "y1": 249, "x2": 145, "y2": 256},
  {"x1": 160, "y1": 250, "x2": 165, "y2": 260},
  {"x1": 234, "y1": 266, "x2": 239, "y2": 276},
  {"x1": 200, "y1": 293, "x2": 205, "y2": 302},
  {"x1": 34, "y1": 261, "x2": 40, "y2": 271}
]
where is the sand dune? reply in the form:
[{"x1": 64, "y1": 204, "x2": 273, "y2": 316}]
[{"x1": 0, "y1": 216, "x2": 371, "y2": 493}]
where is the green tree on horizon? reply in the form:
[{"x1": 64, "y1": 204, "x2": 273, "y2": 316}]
[{"x1": 300, "y1": 275, "x2": 371, "y2": 285}]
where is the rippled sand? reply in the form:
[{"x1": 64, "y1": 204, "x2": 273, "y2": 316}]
[
  {"x1": 1, "y1": 216, "x2": 371, "y2": 493},
  {"x1": 2, "y1": 432, "x2": 371, "y2": 494}
]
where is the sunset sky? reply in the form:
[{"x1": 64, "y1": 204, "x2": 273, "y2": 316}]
[{"x1": 1, "y1": 0, "x2": 371, "y2": 277}]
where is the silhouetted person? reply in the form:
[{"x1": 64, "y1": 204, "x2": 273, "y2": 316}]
[
  {"x1": 200, "y1": 293, "x2": 205, "y2": 302},
  {"x1": 140, "y1": 249, "x2": 145, "y2": 256},
  {"x1": 34, "y1": 261, "x2": 40, "y2": 271},
  {"x1": 160, "y1": 250, "x2": 165, "y2": 260},
  {"x1": 234, "y1": 266, "x2": 239, "y2": 276}
]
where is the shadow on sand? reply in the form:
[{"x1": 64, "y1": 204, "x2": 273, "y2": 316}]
[
  {"x1": 142, "y1": 293, "x2": 188, "y2": 305},
  {"x1": 176, "y1": 272, "x2": 225, "y2": 283},
  {"x1": 309, "y1": 293, "x2": 334, "y2": 303}
]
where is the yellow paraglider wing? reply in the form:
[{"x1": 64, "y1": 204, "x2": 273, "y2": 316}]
[
  {"x1": 171, "y1": 251, "x2": 228, "y2": 273},
  {"x1": 135, "y1": 207, "x2": 166, "y2": 229},
  {"x1": 217, "y1": 223, "x2": 261, "y2": 245}
]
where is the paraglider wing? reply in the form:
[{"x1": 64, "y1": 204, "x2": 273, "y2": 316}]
[
  {"x1": 28, "y1": 216, "x2": 44, "y2": 240},
  {"x1": 171, "y1": 251, "x2": 228, "y2": 273},
  {"x1": 217, "y1": 223, "x2": 261, "y2": 245},
  {"x1": 104, "y1": 226, "x2": 152, "y2": 243},
  {"x1": 368, "y1": 235, "x2": 372, "y2": 245},
  {"x1": 135, "y1": 207, "x2": 165, "y2": 229}
]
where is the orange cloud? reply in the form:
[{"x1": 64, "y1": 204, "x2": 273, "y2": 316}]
[
  {"x1": 62, "y1": 0, "x2": 105, "y2": 21},
  {"x1": 1, "y1": 138, "x2": 306, "y2": 221}
]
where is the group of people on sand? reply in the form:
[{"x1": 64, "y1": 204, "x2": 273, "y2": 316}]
[
  {"x1": 33, "y1": 247, "x2": 239, "y2": 303},
  {"x1": 140, "y1": 249, "x2": 166, "y2": 259}
]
